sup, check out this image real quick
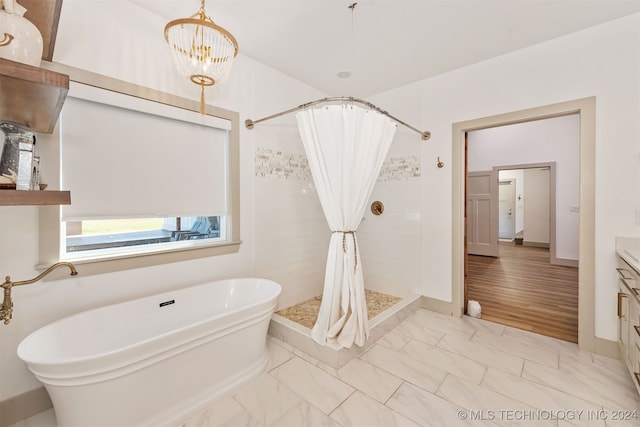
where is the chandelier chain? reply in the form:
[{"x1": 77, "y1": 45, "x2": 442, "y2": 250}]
[{"x1": 348, "y1": 2, "x2": 357, "y2": 95}]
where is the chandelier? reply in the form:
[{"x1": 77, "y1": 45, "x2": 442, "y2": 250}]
[{"x1": 164, "y1": 0, "x2": 238, "y2": 113}]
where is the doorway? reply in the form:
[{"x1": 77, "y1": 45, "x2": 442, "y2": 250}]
[
  {"x1": 467, "y1": 153, "x2": 576, "y2": 341},
  {"x1": 498, "y1": 178, "x2": 516, "y2": 241},
  {"x1": 451, "y1": 97, "x2": 596, "y2": 352},
  {"x1": 467, "y1": 163, "x2": 558, "y2": 259}
]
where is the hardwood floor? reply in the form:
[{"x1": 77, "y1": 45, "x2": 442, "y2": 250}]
[{"x1": 466, "y1": 242, "x2": 578, "y2": 343}]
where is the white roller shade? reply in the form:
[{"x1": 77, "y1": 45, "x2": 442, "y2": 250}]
[{"x1": 61, "y1": 83, "x2": 229, "y2": 221}]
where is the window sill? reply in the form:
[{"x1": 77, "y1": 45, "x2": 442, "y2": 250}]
[{"x1": 38, "y1": 240, "x2": 242, "y2": 278}]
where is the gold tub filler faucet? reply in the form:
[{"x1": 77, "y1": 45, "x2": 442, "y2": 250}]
[{"x1": 1, "y1": 262, "x2": 78, "y2": 325}]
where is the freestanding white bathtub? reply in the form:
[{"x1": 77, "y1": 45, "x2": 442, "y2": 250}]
[{"x1": 17, "y1": 278, "x2": 281, "y2": 427}]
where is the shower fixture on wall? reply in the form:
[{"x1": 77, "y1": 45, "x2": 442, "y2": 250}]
[
  {"x1": 371, "y1": 201, "x2": 384, "y2": 216},
  {"x1": 164, "y1": 0, "x2": 238, "y2": 114}
]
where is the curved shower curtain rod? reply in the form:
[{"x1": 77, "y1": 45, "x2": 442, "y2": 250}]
[{"x1": 244, "y1": 96, "x2": 431, "y2": 140}]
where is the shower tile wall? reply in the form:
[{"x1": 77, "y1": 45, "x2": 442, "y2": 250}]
[
  {"x1": 359, "y1": 136, "x2": 422, "y2": 298},
  {"x1": 254, "y1": 143, "x2": 328, "y2": 310},
  {"x1": 254, "y1": 132, "x2": 422, "y2": 309}
]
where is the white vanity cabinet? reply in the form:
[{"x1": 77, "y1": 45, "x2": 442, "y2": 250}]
[{"x1": 616, "y1": 254, "x2": 640, "y2": 395}]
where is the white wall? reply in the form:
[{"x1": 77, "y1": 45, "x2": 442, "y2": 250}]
[
  {"x1": 468, "y1": 114, "x2": 580, "y2": 258},
  {"x1": 0, "y1": 1, "x2": 325, "y2": 401},
  {"x1": 372, "y1": 13, "x2": 640, "y2": 341}
]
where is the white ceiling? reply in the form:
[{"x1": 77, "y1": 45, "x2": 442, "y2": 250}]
[{"x1": 132, "y1": 0, "x2": 640, "y2": 97}]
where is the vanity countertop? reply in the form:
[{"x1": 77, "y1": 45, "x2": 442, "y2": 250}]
[{"x1": 616, "y1": 237, "x2": 640, "y2": 275}]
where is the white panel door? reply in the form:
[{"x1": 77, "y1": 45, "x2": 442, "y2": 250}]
[
  {"x1": 499, "y1": 179, "x2": 516, "y2": 240},
  {"x1": 467, "y1": 170, "x2": 499, "y2": 257}
]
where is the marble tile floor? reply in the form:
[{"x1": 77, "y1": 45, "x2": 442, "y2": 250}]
[{"x1": 11, "y1": 308, "x2": 640, "y2": 427}]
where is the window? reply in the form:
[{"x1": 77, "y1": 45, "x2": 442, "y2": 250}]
[
  {"x1": 64, "y1": 216, "x2": 224, "y2": 257},
  {"x1": 39, "y1": 68, "x2": 240, "y2": 274}
]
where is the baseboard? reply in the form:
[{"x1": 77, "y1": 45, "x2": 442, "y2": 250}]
[
  {"x1": 592, "y1": 336, "x2": 620, "y2": 360},
  {"x1": 0, "y1": 387, "x2": 52, "y2": 427},
  {"x1": 420, "y1": 296, "x2": 453, "y2": 315},
  {"x1": 551, "y1": 257, "x2": 579, "y2": 268},
  {"x1": 523, "y1": 241, "x2": 550, "y2": 248}
]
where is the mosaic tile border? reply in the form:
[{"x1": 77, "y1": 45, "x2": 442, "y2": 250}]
[
  {"x1": 377, "y1": 155, "x2": 421, "y2": 182},
  {"x1": 255, "y1": 148, "x2": 421, "y2": 182},
  {"x1": 255, "y1": 147, "x2": 312, "y2": 181}
]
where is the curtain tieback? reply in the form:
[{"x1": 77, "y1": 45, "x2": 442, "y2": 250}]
[{"x1": 332, "y1": 230, "x2": 358, "y2": 273}]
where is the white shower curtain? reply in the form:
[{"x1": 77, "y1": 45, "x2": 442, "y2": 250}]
[{"x1": 296, "y1": 104, "x2": 396, "y2": 348}]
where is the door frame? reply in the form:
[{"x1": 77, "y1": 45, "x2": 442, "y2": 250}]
[{"x1": 452, "y1": 97, "x2": 595, "y2": 352}]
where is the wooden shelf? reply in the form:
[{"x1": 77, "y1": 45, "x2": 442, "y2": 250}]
[
  {"x1": 0, "y1": 58, "x2": 69, "y2": 134},
  {"x1": 0, "y1": 190, "x2": 70, "y2": 206},
  {"x1": 0, "y1": 1, "x2": 68, "y2": 206}
]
